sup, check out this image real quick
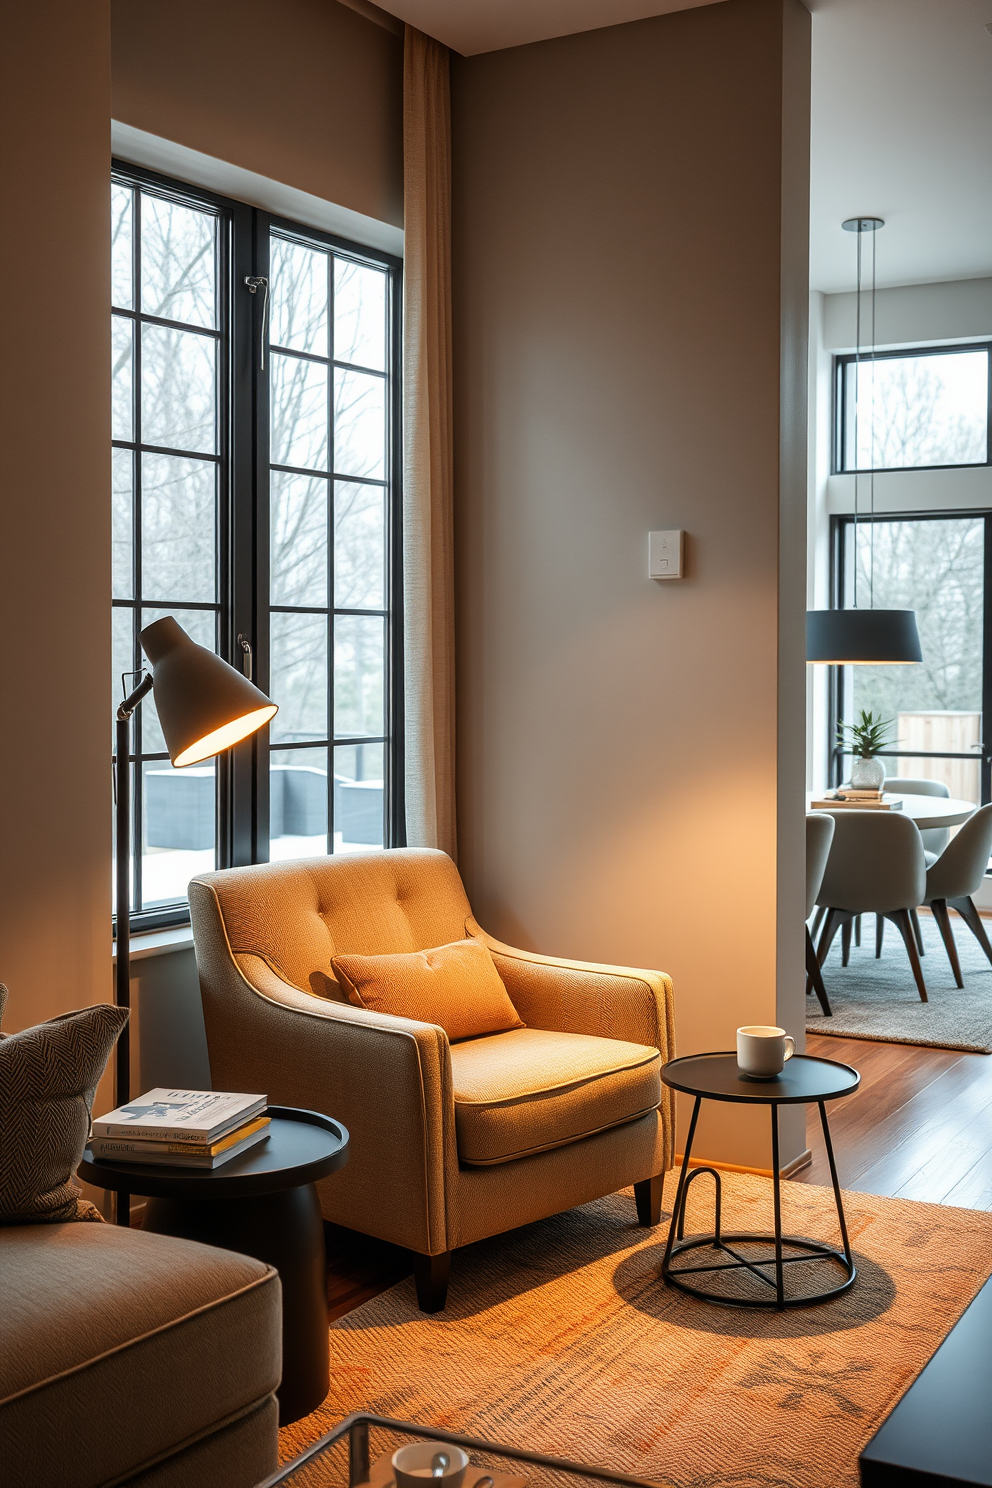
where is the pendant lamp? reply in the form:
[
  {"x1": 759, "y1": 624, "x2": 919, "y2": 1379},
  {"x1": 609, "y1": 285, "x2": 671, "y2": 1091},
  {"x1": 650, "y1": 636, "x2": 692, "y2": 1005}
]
[{"x1": 806, "y1": 217, "x2": 922, "y2": 666}]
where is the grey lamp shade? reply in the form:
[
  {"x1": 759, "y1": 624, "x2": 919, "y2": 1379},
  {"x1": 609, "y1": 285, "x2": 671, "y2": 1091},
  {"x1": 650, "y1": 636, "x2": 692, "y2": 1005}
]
[
  {"x1": 139, "y1": 616, "x2": 278, "y2": 766},
  {"x1": 806, "y1": 609, "x2": 922, "y2": 665}
]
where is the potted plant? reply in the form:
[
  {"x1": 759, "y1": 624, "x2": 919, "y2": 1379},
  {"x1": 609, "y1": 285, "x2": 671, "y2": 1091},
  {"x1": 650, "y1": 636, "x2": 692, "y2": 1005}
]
[{"x1": 836, "y1": 709, "x2": 897, "y2": 790}]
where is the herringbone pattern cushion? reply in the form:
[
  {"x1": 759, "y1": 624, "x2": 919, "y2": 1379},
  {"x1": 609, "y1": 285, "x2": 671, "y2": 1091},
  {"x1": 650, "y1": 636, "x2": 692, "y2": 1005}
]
[{"x1": 0, "y1": 992, "x2": 128, "y2": 1224}]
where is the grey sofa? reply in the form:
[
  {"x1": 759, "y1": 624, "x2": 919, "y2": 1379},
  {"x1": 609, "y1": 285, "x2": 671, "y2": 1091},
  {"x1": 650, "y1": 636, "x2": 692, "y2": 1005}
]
[{"x1": 0, "y1": 1219, "x2": 281, "y2": 1488}]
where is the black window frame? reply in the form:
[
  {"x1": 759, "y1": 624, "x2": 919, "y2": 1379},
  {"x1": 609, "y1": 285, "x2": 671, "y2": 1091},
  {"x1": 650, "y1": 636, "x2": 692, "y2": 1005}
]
[
  {"x1": 112, "y1": 161, "x2": 404, "y2": 934},
  {"x1": 826, "y1": 508, "x2": 992, "y2": 805},
  {"x1": 833, "y1": 342, "x2": 992, "y2": 476}
]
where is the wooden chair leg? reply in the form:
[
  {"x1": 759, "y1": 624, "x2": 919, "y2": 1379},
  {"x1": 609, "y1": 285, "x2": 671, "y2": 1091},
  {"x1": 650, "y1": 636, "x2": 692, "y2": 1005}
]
[
  {"x1": 855, "y1": 914, "x2": 862, "y2": 948},
  {"x1": 875, "y1": 913, "x2": 884, "y2": 958},
  {"x1": 888, "y1": 909, "x2": 928, "y2": 1002},
  {"x1": 413, "y1": 1250, "x2": 451, "y2": 1313},
  {"x1": 806, "y1": 926, "x2": 832, "y2": 1016},
  {"x1": 948, "y1": 897, "x2": 992, "y2": 970},
  {"x1": 931, "y1": 899, "x2": 964, "y2": 988},
  {"x1": 811, "y1": 905, "x2": 827, "y2": 940},
  {"x1": 634, "y1": 1174, "x2": 664, "y2": 1226},
  {"x1": 911, "y1": 908, "x2": 925, "y2": 955},
  {"x1": 841, "y1": 919, "x2": 852, "y2": 966},
  {"x1": 816, "y1": 908, "x2": 847, "y2": 968}
]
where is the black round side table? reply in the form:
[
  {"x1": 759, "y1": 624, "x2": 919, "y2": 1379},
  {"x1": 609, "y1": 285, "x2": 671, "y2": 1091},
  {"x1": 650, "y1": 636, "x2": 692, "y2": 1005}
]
[
  {"x1": 660, "y1": 1053, "x2": 860, "y2": 1310},
  {"x1": 80, "y1": 1105, "x2": 348, "y2": 1424}
]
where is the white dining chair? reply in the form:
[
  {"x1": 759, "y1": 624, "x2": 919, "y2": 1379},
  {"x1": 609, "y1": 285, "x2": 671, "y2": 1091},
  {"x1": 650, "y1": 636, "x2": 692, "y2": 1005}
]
[
  {"x1": 816, "y1": 810, "x2": 929, "y2": 1002},
  {"x1": 806, "y1": 813, "x2": 835, "y2": 1016},
  {"x1": 923, "y1": 803, "x2": 992, "y2": 988},
  {"x1": 874, "y1": 778, "x2": 950, "y2": 960}
]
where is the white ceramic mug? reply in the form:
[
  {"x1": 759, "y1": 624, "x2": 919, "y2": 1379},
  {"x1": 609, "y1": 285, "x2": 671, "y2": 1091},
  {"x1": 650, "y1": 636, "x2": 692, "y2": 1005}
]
[
  {"x1": 392, "y1": 1444, "x2": 469, "y2": 1488},
  {"x1": 736, "y1": 1025, "x2": 795, "y2": 1080}
]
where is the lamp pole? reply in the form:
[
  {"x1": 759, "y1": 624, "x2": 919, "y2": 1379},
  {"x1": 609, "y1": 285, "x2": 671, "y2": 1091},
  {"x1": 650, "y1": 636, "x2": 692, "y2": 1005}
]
[{"x1": 114, "y1": 671, "x2": 153, "y2": 1226}]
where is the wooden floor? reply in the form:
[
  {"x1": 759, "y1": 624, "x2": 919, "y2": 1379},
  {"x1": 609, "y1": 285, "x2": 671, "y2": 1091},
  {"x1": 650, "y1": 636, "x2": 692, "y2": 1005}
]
[
  {"x1": 324, "y1": 1033, "x2": 992, "y2": 1317},
  {"x1": 796, "y1": 1032, "x2": 992, "y2": 1210}
]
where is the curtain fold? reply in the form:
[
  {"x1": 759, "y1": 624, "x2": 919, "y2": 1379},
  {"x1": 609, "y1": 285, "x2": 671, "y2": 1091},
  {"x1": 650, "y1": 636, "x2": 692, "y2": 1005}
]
[{"x1": 402, "y1": 24, "x2": 456, "y2": 858}]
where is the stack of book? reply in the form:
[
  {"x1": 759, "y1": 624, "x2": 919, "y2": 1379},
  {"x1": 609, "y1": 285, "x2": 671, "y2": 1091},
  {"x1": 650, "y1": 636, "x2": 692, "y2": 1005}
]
[
  {"x1": 809, "y1": 787, "x2": 903, "y2": 811},
  {"x1": 90, "y1": 1088, "x2": 270, "y2": 1168}
]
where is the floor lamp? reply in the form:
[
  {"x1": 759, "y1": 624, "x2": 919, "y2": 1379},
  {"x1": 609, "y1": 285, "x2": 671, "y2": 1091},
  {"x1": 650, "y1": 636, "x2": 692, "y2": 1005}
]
[{"x1": 114, "y1": 615, "x2": 277, "y2": 1224}]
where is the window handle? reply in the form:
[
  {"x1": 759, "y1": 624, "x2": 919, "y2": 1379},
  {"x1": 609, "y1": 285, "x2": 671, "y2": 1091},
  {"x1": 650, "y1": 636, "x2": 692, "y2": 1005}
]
[
  {"x1": 245, "y1": 276, "x2": 269, "y2": 370},
  {"x1": 238, "y1": 633, "x2": 253, "y2": 681}
]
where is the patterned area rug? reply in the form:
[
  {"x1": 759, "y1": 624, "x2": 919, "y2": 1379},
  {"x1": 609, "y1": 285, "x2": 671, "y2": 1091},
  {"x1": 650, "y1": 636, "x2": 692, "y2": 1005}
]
[
  {"x1": 279, "y1": 1173, "x2": 992, "y2": 1488},
  {"x1": 807, "y1": 911, "x2": 992, "y2": 1052}
]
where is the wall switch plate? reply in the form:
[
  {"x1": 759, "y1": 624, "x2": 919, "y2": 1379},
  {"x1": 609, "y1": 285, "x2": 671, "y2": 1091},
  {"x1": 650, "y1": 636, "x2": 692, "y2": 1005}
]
[{"x1": 649, "y1": 530, "x2": 684, "y2": 579}]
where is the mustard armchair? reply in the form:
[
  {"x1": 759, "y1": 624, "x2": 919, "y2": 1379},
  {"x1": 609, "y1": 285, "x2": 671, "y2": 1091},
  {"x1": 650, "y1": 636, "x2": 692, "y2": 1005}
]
[{"x1": 189, "y1": 849, "x2": 675, "y2": 1311}]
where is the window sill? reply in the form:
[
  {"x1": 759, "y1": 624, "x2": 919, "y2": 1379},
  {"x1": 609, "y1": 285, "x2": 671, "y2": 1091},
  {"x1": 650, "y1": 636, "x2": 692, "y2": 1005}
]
[{"x1": 112, "y1": 926, "x2": 194, "y2": 962}]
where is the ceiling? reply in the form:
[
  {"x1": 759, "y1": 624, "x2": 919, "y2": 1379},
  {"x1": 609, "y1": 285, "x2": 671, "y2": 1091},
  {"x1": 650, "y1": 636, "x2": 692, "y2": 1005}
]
[
  {"x1": 809, "y1": 0, "x2": 992, "y2": 293},
  {"x1": 373, "y1": 0, "x2": 992, "y2": 295},
  {"x1": 370, "y1": 0, "x2": 718, "y2": 55}
]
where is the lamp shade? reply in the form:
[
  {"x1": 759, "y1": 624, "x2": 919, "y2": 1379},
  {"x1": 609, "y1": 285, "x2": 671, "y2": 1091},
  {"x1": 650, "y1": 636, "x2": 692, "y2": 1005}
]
[
  {"x1": 806, "y1": 609, "x2": 922, "y2": 665},
  {"x1": 139, "y1": 616, "x2": 278, "y2": 766}
]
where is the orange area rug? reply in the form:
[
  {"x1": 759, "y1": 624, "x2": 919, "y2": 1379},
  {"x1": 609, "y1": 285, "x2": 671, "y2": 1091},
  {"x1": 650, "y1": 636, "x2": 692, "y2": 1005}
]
[{"x1": 280, "y1": 1173, "x2": 992, "y2": 1488}]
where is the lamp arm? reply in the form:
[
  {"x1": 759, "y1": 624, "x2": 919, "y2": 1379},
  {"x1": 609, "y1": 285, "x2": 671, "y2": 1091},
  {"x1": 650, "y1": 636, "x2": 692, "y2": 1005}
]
[{"x1": 117, "y1": 671, "x2": 154, "y2": 721}]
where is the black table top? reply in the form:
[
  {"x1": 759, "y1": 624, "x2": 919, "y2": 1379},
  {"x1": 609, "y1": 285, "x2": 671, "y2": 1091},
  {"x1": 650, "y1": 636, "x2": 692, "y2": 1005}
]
[
  {"x1": 662, "y1": 1052, "x2": 860, "y2": 1105},
  {"x1": 860, "y1": 1274, "x2": 992, "y2": 1486},
  {"x1": 79, "y1": 1105, "x2": 349, "y2": 1200}
]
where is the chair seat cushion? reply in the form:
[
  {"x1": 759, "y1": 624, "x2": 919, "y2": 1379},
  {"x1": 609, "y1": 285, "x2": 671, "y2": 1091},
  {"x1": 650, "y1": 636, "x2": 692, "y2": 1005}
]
[
  {"x1": 0, "y1": 1222, "x2": 281, "y2": 1488},
  {"x1": 449, "y1": 1027, "x2": 661, "y2": 1166},
  {"x1": 331, "y1": 938, "x2": 525, "y2": 1042}
]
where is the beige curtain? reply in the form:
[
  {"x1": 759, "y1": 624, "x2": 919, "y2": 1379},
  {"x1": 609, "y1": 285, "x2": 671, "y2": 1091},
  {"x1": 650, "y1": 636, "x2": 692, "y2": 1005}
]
[{"x1": 403, "y1": 25, "x2": 456, "y2": 857}]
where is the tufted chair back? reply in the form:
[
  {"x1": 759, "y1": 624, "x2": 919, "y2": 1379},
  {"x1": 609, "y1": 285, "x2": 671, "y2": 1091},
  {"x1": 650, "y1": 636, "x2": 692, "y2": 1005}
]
[{"x1": 190, "y1": 849, "x2": 472, "y2": 1000}]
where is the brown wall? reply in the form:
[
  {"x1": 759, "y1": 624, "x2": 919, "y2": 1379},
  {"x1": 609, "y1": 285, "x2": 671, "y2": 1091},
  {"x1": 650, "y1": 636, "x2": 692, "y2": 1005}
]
[
  {"x1": 111, "y1": 0, "x2": 403, "y2": 228},
  {"x1": 451, "y1": 0, "x2": 810, "y2": 1167},
  {"x1": 0, "y1": 3, "x2": 113, "y2": 1034}
]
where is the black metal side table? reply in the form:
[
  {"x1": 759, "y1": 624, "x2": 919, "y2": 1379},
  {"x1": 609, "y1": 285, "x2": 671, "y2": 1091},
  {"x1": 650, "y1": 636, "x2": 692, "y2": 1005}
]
[
  {"x1": 660, "y1": 1053, "x2": 860, "y2": 1310},
  {"x1": 80, "y1": 1104, "x2": 348, "y2": 1424}
]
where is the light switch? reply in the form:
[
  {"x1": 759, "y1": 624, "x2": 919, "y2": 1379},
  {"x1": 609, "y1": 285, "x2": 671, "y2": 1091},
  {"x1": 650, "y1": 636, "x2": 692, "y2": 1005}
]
[{"x1": 649, "y1": 530, "x2": 684, "y2": 580}]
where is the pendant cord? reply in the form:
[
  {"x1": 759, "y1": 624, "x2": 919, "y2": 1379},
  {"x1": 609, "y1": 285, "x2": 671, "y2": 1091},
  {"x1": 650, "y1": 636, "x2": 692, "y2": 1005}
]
[
  {"x1": 853, "y1": 226, "x2": 862, "y2": 609},
  {"x1": 870, "y1": 225, "x2": 877, "y2": 609}
]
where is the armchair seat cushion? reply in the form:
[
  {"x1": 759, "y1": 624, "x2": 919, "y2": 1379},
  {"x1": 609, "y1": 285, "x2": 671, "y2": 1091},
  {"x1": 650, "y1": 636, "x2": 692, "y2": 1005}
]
[{"x1": 449, "y1": 1027, "x2": 661, "y2": 1166}]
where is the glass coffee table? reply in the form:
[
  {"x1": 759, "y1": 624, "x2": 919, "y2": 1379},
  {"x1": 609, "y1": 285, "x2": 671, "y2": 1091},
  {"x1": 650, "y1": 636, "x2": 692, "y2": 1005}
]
[{"x1": 260, "y1": 1413, "x2": 670, "y2": 1488}]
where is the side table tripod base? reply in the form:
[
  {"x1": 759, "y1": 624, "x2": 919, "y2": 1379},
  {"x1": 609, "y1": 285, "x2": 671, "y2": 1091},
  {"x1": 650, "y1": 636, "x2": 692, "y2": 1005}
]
[{"x1": 663, "y1": 1164, "x2": 855, "y2": 1308}]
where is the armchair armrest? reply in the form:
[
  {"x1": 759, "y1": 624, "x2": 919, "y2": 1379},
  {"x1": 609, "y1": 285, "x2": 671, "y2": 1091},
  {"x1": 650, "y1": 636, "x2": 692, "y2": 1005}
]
[
  {"x1": 468, "y1": 917, "x2": 676, "y2": 1154},
  {"x1": 189, "y1": 881, "x2": 459, "y2": 1255}
]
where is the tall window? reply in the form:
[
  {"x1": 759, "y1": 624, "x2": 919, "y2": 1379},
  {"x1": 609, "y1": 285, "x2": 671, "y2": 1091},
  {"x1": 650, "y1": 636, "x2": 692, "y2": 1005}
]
[
  {"x1": 112, "y1": 166, "x2": 402, "y2": 928},
  {"x1": 830, "y1": 513, "x2": 990, "y2": 804},
  {"x1": 835, "y1": 345, "x2": 991, "y2": 473}
]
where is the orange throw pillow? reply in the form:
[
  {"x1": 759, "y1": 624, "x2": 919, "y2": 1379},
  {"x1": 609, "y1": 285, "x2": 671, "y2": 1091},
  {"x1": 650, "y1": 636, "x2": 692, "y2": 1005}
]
[{"x1": 331, "y1": 939, "x2": 525, "y2": 1043}]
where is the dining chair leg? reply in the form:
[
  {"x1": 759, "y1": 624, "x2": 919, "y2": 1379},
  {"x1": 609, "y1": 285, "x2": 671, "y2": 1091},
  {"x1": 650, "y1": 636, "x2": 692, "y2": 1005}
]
[
  {"x1": 841, "y1": 920, "x2": 852, "y2": 967},
  {"x1": 806, "y1": 927, "x2": 832, "y2": 1016},
  {"x1": 887, "y1": 909, "x2": 929, "y2": 1002},
  {"x1": 911, "y1": 908, "x2": 925, "y2": 955},
  {"x1": 811, "y1": 905, "x2": 827, "y2": 940},
  {"x1": 816, "y1": 908, "x2": 847, "y2": 968},
  {"x1": 931, "y1": 899, "x2": 964, "y2": 988},
  {"x1": 948, "y1": 896, "x2": 992, "y2": 970},
  {"x1": 855, "y1": 914, "x2": 862, "y2": 948},
  {"x1": 875, "y1": 913, "x2": 884, "y2": 958}
]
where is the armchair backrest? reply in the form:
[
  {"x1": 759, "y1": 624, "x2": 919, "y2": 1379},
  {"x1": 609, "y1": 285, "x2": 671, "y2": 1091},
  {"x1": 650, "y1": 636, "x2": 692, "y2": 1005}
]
[{"x1": 190, "y1": 849, "x2": 472, "y2": 997}]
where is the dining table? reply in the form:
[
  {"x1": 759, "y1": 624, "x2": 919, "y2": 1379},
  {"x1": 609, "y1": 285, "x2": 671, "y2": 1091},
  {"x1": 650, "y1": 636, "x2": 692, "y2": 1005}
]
[{"x1": 807, "y1": 792, "x2": 976, "y2": 830}]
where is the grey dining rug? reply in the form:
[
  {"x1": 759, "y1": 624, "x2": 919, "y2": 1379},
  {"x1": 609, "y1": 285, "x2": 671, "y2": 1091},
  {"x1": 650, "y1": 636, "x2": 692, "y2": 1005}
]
[{"x1": 807, "y1": 910, "x2": 992, "y2": 1053}]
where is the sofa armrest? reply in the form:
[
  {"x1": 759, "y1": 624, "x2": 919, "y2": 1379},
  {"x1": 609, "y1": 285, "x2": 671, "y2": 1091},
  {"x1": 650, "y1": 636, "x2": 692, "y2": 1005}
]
[
  {"x1": 469, "y1": 917, "x2": 676, "y2": 1164},
  {"x1": 189, "y1": 881, "x2": 458, "y2": 1255}
]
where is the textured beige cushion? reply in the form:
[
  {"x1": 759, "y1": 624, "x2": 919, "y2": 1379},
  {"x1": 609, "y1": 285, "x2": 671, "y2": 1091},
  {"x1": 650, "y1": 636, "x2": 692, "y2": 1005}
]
[
  {"x1": 332, "y1": 939, "x2": 525, "y2": 1042},
  {"x1": 0, "y1": 998, "x2": 128, "y2": 1224},
  {"x1": 449, "y1": 1027, "x2": 662, "y2": 1165},
  {"x1": 0, "y1": 1221, "x2": 280, "y2": 1488}
]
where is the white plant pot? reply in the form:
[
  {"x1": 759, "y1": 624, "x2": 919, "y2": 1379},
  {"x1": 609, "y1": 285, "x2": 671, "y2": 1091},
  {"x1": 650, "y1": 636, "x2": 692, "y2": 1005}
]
[{"x1": 851, "y1": 755, "x2": 885, "y2": 790}]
